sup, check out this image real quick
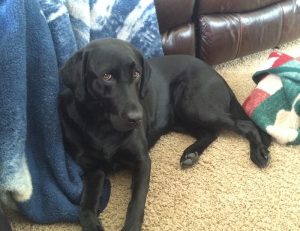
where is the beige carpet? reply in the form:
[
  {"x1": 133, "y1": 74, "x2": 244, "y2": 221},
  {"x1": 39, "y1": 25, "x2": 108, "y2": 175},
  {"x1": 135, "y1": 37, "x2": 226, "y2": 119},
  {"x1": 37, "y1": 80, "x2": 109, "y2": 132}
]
[{"x1": 10, "y1": 39, "x2": 300, "y2": 231}]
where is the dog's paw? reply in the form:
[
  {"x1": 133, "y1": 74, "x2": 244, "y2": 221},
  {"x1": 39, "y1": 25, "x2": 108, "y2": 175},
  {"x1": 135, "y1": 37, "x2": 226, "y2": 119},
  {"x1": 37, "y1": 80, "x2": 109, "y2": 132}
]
[
  {"x1": 180, "y1": 151, "x2": 199, "y2": 169},
  {"x1": 121, "y1": 221, "x2": 142, "y2": 231},
  {"x1": 80, "y1": 210, "x2": 104, "y2": 231},
  {"x1": 82, "y1": 225, "x2": 104, "y2": 231},
  {"x1": 121, "y1": 225, "x2": 141, "y2": 231},
  {"x1": 250, "y1": 145, "x2": 270, "y2": 168}
]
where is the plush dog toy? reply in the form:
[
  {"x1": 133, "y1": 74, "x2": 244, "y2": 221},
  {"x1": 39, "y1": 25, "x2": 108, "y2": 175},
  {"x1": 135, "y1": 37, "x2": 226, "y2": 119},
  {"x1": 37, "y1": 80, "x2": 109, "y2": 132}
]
[{"x1": 243, "y1": 51, "x2": 300, "y2": 145}]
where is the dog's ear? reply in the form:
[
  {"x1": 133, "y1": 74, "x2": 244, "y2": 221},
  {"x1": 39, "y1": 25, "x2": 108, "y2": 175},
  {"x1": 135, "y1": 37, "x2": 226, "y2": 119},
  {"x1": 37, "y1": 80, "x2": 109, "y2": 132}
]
[
  {"x1": 128, "y1": 43, "x2": 152, "y2": 98},
  {"x1": 140, "y1": 57, "x2": 151, "y2": 98},
  {"x1": 59, "y1": 49, "x2": 87, "y2": 102}
]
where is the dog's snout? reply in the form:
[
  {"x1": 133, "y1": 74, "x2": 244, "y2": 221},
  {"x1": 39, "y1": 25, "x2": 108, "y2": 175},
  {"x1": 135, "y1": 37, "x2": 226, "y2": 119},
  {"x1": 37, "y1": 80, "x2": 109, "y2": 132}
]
[{"x1": 122, "y1": 111, "x2": 142, "y2": 124}]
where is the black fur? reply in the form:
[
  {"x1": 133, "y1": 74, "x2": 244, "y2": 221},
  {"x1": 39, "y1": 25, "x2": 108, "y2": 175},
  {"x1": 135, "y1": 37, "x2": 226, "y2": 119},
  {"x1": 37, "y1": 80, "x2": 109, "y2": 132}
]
[
  {"x1": 0, "y1": 208, "x2": 12, "y2": 231},
  {"x1": 58, "y1": 38, "x2": 270, "y2": 231}
]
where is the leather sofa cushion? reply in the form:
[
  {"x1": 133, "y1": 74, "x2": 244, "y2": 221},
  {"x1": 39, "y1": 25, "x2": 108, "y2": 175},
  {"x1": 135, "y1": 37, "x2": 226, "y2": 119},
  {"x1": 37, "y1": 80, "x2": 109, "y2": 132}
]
[
  {"x1": 197, "y1": 0, "x2": 282, "y2": 14},
  {"x1": 198, "y1": 0, "x2": 300, "y2": 64},
  {"x1": 161, "y1": 23, "x2": 196, "y2": 56},
  {"x1": 154, "y1": 0, "x2": 195, "y2": 33}
]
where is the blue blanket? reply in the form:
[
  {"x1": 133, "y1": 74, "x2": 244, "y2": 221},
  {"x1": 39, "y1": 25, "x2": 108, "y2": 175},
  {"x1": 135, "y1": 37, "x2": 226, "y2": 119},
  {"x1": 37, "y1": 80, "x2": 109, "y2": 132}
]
[{"x1": 0, "y1": 0, "x2": 163, "y2": 224}]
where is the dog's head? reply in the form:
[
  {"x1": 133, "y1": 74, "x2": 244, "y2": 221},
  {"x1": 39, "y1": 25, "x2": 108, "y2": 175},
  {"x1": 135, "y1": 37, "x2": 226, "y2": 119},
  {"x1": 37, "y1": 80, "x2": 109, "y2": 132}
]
[{"x1": 59, "y1": 38, "x2": 151, "y2": 131}]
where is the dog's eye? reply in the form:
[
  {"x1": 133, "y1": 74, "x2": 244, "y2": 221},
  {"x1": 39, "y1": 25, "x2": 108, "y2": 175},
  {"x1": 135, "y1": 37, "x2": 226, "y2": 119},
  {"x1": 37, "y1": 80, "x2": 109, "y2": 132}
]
[
  {"x1": 133, "y1": 71, "x2": 141, "y2": 80},
  {"x1": 103, "y1": 73, "x2": 112, "y2": 81}
]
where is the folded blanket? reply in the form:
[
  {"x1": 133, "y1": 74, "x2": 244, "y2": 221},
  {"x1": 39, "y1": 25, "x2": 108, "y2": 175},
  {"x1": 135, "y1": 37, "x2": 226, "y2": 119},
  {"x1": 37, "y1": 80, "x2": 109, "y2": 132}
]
[
  {"x1": 0, "y1": 0, "x2": 163, "y2": 224},
  {"x1": 243, "y1": 52, "x2": 300, "y2": 145}
]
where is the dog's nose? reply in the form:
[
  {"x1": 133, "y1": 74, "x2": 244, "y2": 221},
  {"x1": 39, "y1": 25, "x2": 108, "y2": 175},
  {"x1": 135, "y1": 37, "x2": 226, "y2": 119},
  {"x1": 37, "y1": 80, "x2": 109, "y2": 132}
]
[{"x1": 122, "y1": 111, "x2": 142, "y2": 124}]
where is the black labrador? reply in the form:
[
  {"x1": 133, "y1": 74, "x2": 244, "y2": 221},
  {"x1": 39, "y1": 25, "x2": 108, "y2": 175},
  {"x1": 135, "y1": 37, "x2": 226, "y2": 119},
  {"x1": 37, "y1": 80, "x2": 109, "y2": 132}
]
[{"x1": 58, "y1": 38, "x2": 270, "y2": 231}]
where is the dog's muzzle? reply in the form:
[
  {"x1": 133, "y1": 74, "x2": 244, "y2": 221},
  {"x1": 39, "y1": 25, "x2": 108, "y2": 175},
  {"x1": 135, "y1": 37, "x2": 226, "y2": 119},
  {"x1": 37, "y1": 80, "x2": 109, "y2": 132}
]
[{"x1": 110, "y1": 111, "x2": 142, "y2": 132}]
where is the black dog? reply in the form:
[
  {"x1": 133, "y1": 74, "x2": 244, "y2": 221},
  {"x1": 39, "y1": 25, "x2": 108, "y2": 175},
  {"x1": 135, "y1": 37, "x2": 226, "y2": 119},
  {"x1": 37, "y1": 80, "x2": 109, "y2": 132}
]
[{"x1": 59, "y1": 38, "x2": 270, "y2": 231}]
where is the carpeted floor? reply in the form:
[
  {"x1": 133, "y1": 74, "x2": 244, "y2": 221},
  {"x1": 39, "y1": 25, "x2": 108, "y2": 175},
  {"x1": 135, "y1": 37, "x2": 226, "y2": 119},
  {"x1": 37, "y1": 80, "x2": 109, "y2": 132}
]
[{"x1": 10, "y1": 39, "x2": 300, "y2": 231}]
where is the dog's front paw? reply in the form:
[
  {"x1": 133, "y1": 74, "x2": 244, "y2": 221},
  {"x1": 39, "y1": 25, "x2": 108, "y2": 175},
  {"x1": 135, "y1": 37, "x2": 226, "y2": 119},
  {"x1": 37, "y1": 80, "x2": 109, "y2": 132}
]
[
  {"x1": 180, "y1": 151, "x2": 199, "y2": 169},
  {"x1": 250, "y1": 145, "x2": 270, "y2": 168},
  {"x1": 121, "y1": 227, "x2": 140, "y2": 231},
  {"x1": 82, "y1": 225, "x2": 104, "y2": 231},
  {"x1": 80, "y1": 210, "x2": 104, "y2": 231},
  {"x1": 121, "y1": 223, "x2": 141, "y2": 231}
]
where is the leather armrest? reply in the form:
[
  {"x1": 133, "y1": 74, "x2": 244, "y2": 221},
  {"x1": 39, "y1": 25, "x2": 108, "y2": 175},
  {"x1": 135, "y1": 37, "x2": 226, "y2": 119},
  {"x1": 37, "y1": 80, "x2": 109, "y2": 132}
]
[{"x1": 161, "y1": 24, "x2": 196, "y2": 56}]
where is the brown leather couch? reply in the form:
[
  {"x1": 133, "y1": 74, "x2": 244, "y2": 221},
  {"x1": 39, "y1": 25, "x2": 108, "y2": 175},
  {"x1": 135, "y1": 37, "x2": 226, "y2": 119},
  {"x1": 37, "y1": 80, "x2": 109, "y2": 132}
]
[{"x1": 154, "y1": 0, "x2": 300, "y2": 64}]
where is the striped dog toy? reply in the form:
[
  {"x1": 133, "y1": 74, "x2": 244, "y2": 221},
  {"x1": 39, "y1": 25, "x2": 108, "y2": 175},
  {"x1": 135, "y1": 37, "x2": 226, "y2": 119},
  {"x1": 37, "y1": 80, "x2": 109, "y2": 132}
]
[{"x1": 243, "y1": 51, "x2": 300, "y2": 145}]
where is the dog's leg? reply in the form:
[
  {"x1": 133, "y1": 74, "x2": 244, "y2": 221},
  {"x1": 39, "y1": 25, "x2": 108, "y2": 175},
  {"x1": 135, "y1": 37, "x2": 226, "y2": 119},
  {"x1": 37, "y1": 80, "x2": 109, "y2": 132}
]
[
  {"x1": 232, "y1": 119, "x2": 270, "y2": 168},
  {"x1": 180, "y1": 129, "x2": 218, "y2": 168},
  {"x1": 122, "y1": 155, "x2": 151, "y2": 231},
  {"x1": 259, "y1": 129, "x2": 272, "y2": 148},
  {"x1": 80, "y1": 169, "x2": 106, "y2": 231},
  {"x1": 216, "y1": 116, "x2": 270, "y2": 168},
  {"x1": 229, "y1": 96, "x2": 272, "y2": 149},
  {"x1": 0, "y1": 208, "x2": 12, "y2": 231},
  {"x1": 228, "y1": 97, "x2": 270, "y2": 167}
]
